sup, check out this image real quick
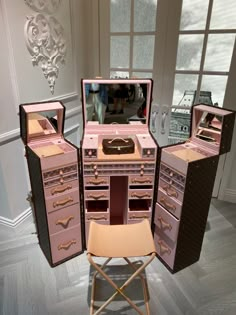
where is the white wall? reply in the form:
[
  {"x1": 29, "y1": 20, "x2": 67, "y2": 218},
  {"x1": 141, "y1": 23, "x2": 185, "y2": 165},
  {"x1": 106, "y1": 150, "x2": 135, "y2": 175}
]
[{"x1": 0, "y1": 0, "x2": 93, "y2": 226}]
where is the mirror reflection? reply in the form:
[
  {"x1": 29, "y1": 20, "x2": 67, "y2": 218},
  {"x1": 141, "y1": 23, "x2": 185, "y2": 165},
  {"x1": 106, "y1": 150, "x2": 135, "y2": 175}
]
[
  {"x1": 28, "y1": 111, "x2": 58, "y2": 138},
  {"x1": 84, "y1": 83, "x2": 149, "y2": 124},
  {"x1": 195, "y1": 110, "x2": 222, "y2": 143}
]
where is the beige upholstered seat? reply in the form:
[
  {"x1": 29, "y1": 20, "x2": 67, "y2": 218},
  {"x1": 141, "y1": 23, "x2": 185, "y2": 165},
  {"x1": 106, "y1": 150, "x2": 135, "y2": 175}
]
[{"x1": 87, "y1": 219, "x2": 156, "y2": 315}]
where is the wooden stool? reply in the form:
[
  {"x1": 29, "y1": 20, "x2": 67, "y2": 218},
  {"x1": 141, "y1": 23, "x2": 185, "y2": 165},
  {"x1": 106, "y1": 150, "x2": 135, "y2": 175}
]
[{"x1": 87, "y1": 219, "x2": 156, "y2": 315}]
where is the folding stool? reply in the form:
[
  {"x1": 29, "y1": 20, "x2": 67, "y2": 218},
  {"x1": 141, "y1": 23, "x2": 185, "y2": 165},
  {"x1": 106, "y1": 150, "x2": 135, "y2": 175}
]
[{"x1": 87, "y1": 219, "x2": 156, "y2": 315}]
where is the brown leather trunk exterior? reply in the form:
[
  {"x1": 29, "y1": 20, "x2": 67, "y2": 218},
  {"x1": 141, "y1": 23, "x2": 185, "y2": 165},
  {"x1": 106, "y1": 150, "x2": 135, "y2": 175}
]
[{"x1": 173, "y1": 155, "x2": 219, "y2": 272}]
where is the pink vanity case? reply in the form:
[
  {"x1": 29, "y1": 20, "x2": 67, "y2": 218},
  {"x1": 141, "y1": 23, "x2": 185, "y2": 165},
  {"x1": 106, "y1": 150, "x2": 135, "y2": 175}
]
[
  {"x1": 20, "y1": 101, "x2": 83, "y2": 266},
  {"x1": 153, "y1": 104, "x2": 235, "y2": 273},
  {"x1": 80, "y1": 79, "x2": 158, "y2": 245}
]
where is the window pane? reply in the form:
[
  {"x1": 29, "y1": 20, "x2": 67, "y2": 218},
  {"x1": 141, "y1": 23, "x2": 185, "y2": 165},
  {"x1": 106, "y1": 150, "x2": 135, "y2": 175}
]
[
  {"x1": 201, "y1": 75, "x2": 228, "y2": 107},
  {"x1": 204, "y1": 34, "x2": 235, "y2": 72},
  {"x1": 210, "y1": 0, "x2": 236, "y2": 29},
  {"x1": 110, "y1": 0, "x2": 131, "y2": 32},
  {"x1": 176, "y1": 35, "x2": 204, "y2": 70},
  {"x1": 110, "y1": 36, "x2": 130, "y2": 68},
  {"x1": 180, "y1": 0, "x2": 208, "y2": 30},
  {"x1": 132, "y1": 72, "x2": 153, "y2": 78},
  {"x1": 110, "y1": 71, "x2": 129, "y2": 78},
  {"x1": 133, "y1": 35, "x2": 155, "y2": 69},
  {"x1": 134, "y1": 0, "x2": 157, "y2": 32},
  {"x1": 172, "y1": 74, "x2": 198, "y2": 105}
]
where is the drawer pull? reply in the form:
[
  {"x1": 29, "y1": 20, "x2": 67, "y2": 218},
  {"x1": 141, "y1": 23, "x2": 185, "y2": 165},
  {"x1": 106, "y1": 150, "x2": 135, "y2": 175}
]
[
  {"x1": 131, "y1": 177, "x2": 152, "y2": 184},
  {"x1": 56, "y1": 215, "x2": 75, "y2": 228},
  {"x1": 162, "y1": 185, "x2": 178, "y2": 198},
  {"x1": 87, "y1": 216, "x2": 107, "y2": 221},
  {"x1": 157, "y1": 216, "x2": 172, "y2": 231},
  {"x1": 130, "y1": 214, "x2": 149, "y2": 219},
  {"x1": 131, "y1": 192, "x2": 151, "y2": 198},
  {"x1": 87, "y1": 179, "x2": 107, "y2": 185},
  {"x1": 158, "y1": 240, "x2": 171, "y2": 255},
  {"x1": 160, "y1": 197, "x2": 176, "y2": 211},
  {"x1": 87, "y1": 193, "x2": 106, "y2": 200},
  {"x1": 51, "y1": 185, "x2": 72, "y2": 195},
  {"x1": 58, "y1": 239, "x2": 76, "y2": 251},
  {"x1": 53, "y1": 197, "x2": 73, "y2": 208}
]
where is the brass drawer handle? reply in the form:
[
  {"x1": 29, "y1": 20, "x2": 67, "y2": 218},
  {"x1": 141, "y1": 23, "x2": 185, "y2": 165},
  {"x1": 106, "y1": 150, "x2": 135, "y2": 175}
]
[
  {"x1": 87, "y1": 216, "x2": 107, "y2": 221},
  {"x1": 58, "y1": 239, "x2": 76, "y2": 251},
  {"x1": 87, "y1": 193, "x2": 106, "y2": 200},
  {"x1": 160, "y1": 197, "x2": 176, "y2": 211},
  {"x1": 53, "y1": 197, "x2": 73, "y2": 208},
  {"x1": 130, "y1": 214, "x2": 149, "y2": 219},
  {"x1": 56, "y1": 215, "x2": 74, "y2": 228},
  {"x1": 131, "y1": 192, "x2": 151, "y2": 198},
  {"x1": 158, "y1": 240, "x2": 171, "y2": 255},
  {"x1": 87, "y1": 179, "x2": 107, "y2": 185},
  {"x1": 51, "y1": 185, "x2": 72, "y2": 195},
  {"x1": 162, "y1": 184, "x2": 178, "y2": 198},
  {"x1": 131, "y1": 177, "x2": 152, "y2": 184},
  {"x1": 157, "y1": 216, "x2": 172, "y2": 231}
]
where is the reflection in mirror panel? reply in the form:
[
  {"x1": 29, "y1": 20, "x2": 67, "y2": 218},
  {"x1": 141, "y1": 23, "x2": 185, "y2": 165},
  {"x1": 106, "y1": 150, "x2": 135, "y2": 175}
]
[
  {"x1": 28, "y1": 111, "x2": 58, "y2": 139},
  {"x1": 82, "y1": 80, "x2": 152, "y2": 125},
  {"x1": 194, "y1": 110, "x2": 222, "y2": 144}
]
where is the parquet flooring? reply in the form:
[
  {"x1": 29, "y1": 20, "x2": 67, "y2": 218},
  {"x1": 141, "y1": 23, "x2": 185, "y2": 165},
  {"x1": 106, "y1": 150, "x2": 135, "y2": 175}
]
[{"x1": 0, "y1": 199, "x2": 236, "y2": 315}]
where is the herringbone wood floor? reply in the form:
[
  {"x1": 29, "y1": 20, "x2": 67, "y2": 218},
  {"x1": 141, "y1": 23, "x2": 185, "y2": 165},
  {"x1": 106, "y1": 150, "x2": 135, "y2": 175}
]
[{"x1": 1, "y1": 199, "x2": 236, "y2": 315}]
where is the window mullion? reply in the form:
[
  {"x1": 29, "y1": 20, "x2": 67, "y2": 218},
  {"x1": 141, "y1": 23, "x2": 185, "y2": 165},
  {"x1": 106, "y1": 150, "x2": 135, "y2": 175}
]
[{"x1": 195, "y1": 0, "x2": 214, "y2": 103}]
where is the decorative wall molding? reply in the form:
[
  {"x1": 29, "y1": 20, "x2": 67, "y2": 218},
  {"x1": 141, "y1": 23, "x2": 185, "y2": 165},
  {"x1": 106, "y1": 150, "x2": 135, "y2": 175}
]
[
  {"x1": 223, "y1": 189, "x2": 236, "y2": 203},
  {"x1": 0, "y1": 207, "x2": 32, "y2": 228},
  {"x1": 24, "y1": 13, "x2": 67, "y2": 94},
  {"x1": 42, "y1": 91, "x2": 79, "y2": 103},
  {"x1": 24, "y1": 0, "x2": 61, "y2": 14},
  {"x1": 0, "y1": 129, "x2": 20, "y2": 145}
]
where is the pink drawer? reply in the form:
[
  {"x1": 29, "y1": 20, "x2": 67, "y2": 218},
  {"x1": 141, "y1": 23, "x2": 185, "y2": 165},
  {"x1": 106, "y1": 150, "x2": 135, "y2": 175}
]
[
  {"x1": 47, "y1": 203, "x2": 81, "y2": 235},
  {"x1": 128, "y1": 189, "x2": 153, "y2": 199},
  {"x1": 44, "y1": 180, "x2": 78, "y2": 198},
  {"x1": 40, "y1": 150, "x2": 78, "y2": 171},
  {"x1": 154, "y1": 203, "x2": 179, "y2": 242},
  {"x1": 46, "y1": 189, "x2": 79, "y2": 213},
  {"x1": 85, "y1": 220, "x2": 110, "y2": 247},
  {"x1": 129, "y1": 175, "x2": 154, "y2": 185},
  {"x1": 127, "y1": 208, "x2": 152, "y2": 221},
  {"x1": 154, "y1": 226, "x2": 176, "y2": 269},
  {"x1": 84, "y1": 189, "x2": 109, "y2": 200},
  {"x1": 157, "y1": 190, "x2": 182, "y2": 219},
  {"x1": 158, "y1": 179, "x2": 184, "y2": 203},
  {"x1": 85, "y1": 211, "x2": 110, "y2": 222},
  {"x1": 50, "y1": 224, "x2": 82, "y2": 264},
  {"x1": 84, "y1": 176, "x2": 109, "y2": 187}
]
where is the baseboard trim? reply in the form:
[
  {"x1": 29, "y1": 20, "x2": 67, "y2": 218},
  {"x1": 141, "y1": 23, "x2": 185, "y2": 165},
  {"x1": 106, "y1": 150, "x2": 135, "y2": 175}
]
[
  {"x1": 0, "y1": 207, "x2": 32, "y2": 228},
  {"x1": 222, "y1": 189, "x2": 236, "y2": 203}
]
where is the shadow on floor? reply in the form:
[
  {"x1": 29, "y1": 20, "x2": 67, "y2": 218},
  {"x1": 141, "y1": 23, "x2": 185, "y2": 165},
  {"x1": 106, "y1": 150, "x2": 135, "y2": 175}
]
[{"x1": 87, "y1": 259, "x2": 151, "y2": 314}]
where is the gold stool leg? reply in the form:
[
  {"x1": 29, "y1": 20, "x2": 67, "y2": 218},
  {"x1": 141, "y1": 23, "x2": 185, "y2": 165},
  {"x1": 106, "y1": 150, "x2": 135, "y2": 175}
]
[{"x1": 88, "y1": 253, "x2": 156, "y2": 315}]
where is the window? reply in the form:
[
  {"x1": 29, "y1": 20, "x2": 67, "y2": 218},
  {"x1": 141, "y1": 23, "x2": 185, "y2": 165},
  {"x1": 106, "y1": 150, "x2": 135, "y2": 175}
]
[
  {"x1": 110, "y1": 0, "x2": 158, "y2": 78},
  {"x1": 169, "y1": 0, "x2": 236, "y2": 144}
]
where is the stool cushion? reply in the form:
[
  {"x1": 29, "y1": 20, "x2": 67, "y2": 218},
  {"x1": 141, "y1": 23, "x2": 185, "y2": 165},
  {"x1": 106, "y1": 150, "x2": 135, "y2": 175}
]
[{"x1": 87, "y1": 219, "x2": 156, "y2": 258}]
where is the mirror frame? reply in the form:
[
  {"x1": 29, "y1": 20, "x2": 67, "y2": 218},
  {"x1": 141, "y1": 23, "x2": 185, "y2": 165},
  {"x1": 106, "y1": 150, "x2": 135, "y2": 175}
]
[{"x1": 81, "y1": 78, "x2": 153, "y2": 127}]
